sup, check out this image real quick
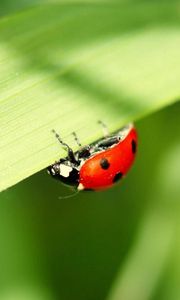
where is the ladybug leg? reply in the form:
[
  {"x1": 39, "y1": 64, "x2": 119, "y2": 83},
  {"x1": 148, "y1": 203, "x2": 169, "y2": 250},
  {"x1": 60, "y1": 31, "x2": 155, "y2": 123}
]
[
  {"x1": 52, "y1": 129, "x2": 78, "y2": 164},
  {"x1": 78, "y1": 146, "x2": 91, "y2": 159},
  {"x1": 72, "y1": 132, "x2": 91, "y2": 160},
  {"x1": 98, "y1": 120, "x2": 109, "y2": 137},
  {"x1": 72, "y1": 131, "x2": 82, "y2": 147},
  {"x1": 71, "y1": 131, "x2": 91, "y2": 163},
  {"x1": 96, "y1": 136, "x2": 119, "y2": 149}
]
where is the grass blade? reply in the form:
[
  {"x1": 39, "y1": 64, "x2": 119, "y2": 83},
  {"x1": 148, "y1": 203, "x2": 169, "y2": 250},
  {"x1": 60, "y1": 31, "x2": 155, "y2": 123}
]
[{"x1": 0, "y1": 1, "x2": 180, "y2": 191}]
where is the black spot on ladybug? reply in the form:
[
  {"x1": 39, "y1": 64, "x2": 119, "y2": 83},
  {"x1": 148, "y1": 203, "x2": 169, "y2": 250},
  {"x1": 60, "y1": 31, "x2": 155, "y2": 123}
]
[
  {"x1": 113, "y1": 172, "x2": 123, "y2": 183},
  {"x1": 100, "y1": 158, "x2": 110, "y2": 169},
  {"x1": 131, "y1": 139, "x2": 136, "y2": 154}
]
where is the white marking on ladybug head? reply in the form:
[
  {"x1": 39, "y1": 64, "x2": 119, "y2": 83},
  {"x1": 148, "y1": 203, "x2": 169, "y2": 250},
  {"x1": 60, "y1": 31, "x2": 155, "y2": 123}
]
[
  {"x1": 59, "y1": 164, "x2": 73, "y2": 178},
  {"x1": 77, "y1": 183, "x2": 85, "y2": 191}
]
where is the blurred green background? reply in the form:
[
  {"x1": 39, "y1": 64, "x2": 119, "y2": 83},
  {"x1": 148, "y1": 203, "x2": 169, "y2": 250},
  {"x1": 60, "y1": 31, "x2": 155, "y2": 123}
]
[
  {"x1": 0, "y1": 0, "x2": 180, "y2": 299},
  {"x1": 0, "y1": 102, "x2": 180, "y2": 300}
]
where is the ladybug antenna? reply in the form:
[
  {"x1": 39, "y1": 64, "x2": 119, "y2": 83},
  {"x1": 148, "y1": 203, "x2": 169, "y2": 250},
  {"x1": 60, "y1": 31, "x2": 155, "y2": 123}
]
[
  {"x1": 52, "y1": 129, "x2": 78, "y2": 164},
  {"x1": 58, "y1": 189, "x2": 79, "y2": 200}
]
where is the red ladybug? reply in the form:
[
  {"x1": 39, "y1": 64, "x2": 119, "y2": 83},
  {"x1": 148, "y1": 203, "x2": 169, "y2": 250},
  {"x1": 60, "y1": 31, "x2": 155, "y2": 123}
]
[{"x1": 47, "y1": 123, "x2": 137, "y2": 191}]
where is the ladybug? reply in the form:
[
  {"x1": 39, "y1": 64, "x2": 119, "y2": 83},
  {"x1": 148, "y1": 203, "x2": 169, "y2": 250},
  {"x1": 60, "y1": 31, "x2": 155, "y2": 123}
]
[{"x1": 47, "y1": 122, "x2": 137, "y2": 191}]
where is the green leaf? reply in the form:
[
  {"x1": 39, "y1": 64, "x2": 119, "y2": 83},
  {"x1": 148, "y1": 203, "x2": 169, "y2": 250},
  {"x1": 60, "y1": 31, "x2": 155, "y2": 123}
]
[{"x1": 0, "y1": 1, "x2": 180, "y2": 191}]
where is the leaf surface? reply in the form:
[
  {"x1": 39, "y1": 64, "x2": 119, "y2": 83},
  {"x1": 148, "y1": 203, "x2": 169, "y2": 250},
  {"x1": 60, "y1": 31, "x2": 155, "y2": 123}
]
[{"x1": 0, "y1": 1, "x2": 180, "y2": 191}]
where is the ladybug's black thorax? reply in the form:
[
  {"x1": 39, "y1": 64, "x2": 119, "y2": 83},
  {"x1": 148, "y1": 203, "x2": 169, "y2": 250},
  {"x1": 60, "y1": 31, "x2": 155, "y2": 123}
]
[
  {"x1": 58, "y1": 168, "x2": 79, "y2": 187},
  {"x1": 47, "y1": 160, "x2": 80, "y2": 187}
]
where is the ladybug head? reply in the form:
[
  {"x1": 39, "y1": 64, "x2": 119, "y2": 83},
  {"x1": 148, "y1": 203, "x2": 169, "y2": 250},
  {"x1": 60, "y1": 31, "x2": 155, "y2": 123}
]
[
  {"x1": 47, "y1": 161, "x2": 80, "y2": 187},
  {"x1": 47, "y1": 162, "x2": 60, "y2": 177}
]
